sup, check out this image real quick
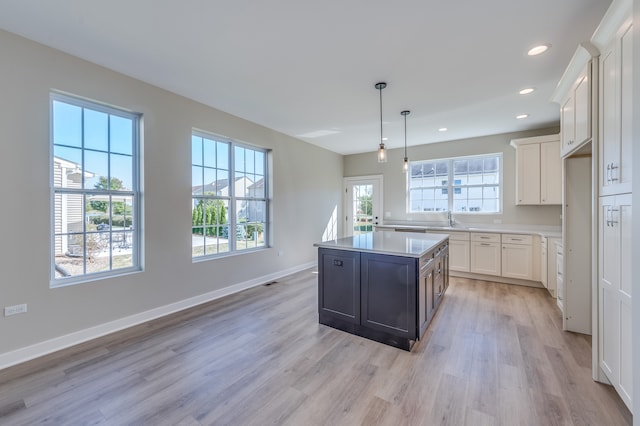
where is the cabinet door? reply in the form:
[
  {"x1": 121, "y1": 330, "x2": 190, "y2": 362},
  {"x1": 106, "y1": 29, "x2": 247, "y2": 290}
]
[
  {"x1": 501, "y1": 243, "x2": 533, "y2": 280},
  {"x1": 618, "y1": 196, "x2": 632, "y2": 407},
  {"x1": 560, "y1": 96, "x2": 574, "y2": 155},
  {"x1": 318, "y1": 249, "x2": 360, "y2": 324},
  {"x1": 600, "y1": 23, "x2": 633, "y2": 196},
  {"x1": 600, "y1": 44, "x2": 618, "y2": 194},
  {"x1": 433, "y1": 249, "x2": 446, "y2": 309},
  {"x1": 418, "y1": 263, "x2": 434, "y2": 338},
  {"x1": 618, "y1": 23, "x2": 632, "y2": 194},
  {"x1": 540, "y1": 141, "x2": 562, "y2": 204},
  {"x1": 573, "y1": 68, "x2": 591, "y2": 146},
  {"x1": 449, "y1": 239, "x2": 470, "y2": 272},
  {"x1": 599, "y1": 194, "x2": 632, "y2": 408},
  {"x1": 361, "y1": 253, "x2": 416, "y2": 340},
  {"x1": 470, "y1": 242, "x2": 501, "y2": 276},
  {"x1": 599, "y1": 196, "x2": 619, "y2": 384},
  {"x1": 515, "y1": 143, "x2": 540, "y2": 204},
  {"x1": 546, "y1": 238, "x2": 560, "y2": 298},
  {"x1": 540, "y1": 238, "x2": 548, "y2": 288},
  {"x1": 556, "y1": 249, "x2": 564, "y2": 311}
]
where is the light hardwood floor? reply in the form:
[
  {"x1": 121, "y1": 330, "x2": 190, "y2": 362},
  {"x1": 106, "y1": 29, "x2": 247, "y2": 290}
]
[{"x1": 0, "y1": 270, "x2": 632, "y2": 425}]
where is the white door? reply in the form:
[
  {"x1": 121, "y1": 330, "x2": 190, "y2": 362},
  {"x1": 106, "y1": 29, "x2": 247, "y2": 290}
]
[{"x1": 344, "y1": 176, "x2": 382, "y2": 237}]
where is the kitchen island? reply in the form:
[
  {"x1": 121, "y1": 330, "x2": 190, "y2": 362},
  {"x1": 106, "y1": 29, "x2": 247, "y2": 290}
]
[{"x1": 314, "y1": 231, "x2": 449, "y2": 350}]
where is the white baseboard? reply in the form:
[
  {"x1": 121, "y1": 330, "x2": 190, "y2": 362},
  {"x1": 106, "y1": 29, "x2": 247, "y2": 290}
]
[{"x1": 0, "y1": 261, "x2": 316, "y2": 371}]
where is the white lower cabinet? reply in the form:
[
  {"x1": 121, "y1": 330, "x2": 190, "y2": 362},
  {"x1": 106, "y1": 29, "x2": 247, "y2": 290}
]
[
  {"x1": 448, "y1": 232, "x2": 470, "y2": 272},
  {"x1": 470, "y1": 233, "x2": 501, "y2": 276},
  {"x1": 545, "y1": 237, "x2": 560, "y2": 298},
  {"x1": 599, "y1": 194, "x2": 632, "y2": 410},
  {"x1": 541, "y1": 237, "x2": 548, "y2": 288},
  {"x1": 556, "y1": 243, "x2": 564, "y2": 312},
  {"x1": 501, "y1": 234, "x2": 533, "y2": 280}
]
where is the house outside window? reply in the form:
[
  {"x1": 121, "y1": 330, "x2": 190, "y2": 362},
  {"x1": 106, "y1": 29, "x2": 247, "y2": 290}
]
[
  {"x1": 51, "y1": 93, "x2": 141, "y2": 285},
  {"x1": 409, "y1": 154, "x2": 501, "y2": 213},
  {"x1": 191, "y1": 132, "x2": 268, "y2": 259}
]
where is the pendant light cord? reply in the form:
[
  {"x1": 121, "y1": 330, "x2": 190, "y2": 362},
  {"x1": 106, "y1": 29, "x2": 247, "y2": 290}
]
[
  {"x1": 403, "y1": 113, "x2": 407, "y2": 157},
  {"x1": 379, "y1": 86, "x2": 384, "y2": 145}
]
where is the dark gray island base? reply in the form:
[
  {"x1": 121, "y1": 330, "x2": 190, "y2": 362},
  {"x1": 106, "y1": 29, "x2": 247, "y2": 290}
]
[{"x1": 314, "y1": 232, "x2": 449, "y2": 351}]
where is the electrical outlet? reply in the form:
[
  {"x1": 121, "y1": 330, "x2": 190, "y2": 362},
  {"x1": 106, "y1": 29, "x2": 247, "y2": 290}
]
[
  {"x1": 4, "y1": 304, "x2": 27, "y2": 317},
  {"x1": 278, "y1": 250, "x2": 284, "y2": 257}
]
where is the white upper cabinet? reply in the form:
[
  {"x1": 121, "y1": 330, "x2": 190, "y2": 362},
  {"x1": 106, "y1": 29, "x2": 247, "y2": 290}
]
[
  {"x1": 511, "y1": 134, "x2": 561, "y2": 205},
  {"x1": 573, "y1": 70, "x2": 591, "y2": 146},
  {"x1": 599, "y1": 19, "x2": 632, "y2": 196},
  {"x1": 552, "y1": 46, "x2": 596, "y2": 158}
]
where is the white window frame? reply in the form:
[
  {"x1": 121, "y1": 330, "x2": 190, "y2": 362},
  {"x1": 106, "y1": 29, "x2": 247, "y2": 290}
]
[
  {"x1": 191, "y1": 130, "x2": 269, "y2": 260},
  {"x1": 50, "y1": 93, "x2": 141, "y2": 287},
  {"x1": 407, "y1": 153, "x2": 503, "y2": 215}
]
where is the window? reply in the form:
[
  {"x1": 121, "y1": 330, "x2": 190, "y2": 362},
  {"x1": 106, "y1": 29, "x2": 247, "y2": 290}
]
[
  {"x1": 409, "y1": 154, "x2": 501, "y2": 213},
  {"x1": 191, "y1": 132, "x2": 268, "y2": 258},
  {"x1": 51, "y1": 94, "x2": 140, "y2": 285}
]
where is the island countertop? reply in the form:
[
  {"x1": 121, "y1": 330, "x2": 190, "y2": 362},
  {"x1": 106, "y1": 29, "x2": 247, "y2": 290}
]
[{"x1": 314, "y1": 231, "x2": 448, "y2": 258}]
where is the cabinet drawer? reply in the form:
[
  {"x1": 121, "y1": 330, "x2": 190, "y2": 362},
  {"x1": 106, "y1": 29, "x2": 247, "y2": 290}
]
[
  {"x1": 447, "y1": 231, "x2": 470, "y2": 241},
  {"x1": 502, "y1": 234, "x2": 532, "y2": 245},
  {"x1": 470, "y1": 232, "x2": 500, "y2": 243}
]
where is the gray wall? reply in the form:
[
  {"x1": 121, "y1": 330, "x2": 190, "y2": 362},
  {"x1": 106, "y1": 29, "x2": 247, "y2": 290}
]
[
  {"x1": 344, "y1": 128, "x2": 563, "y2": 227},
  {"x1": 0, "y1": 30, "x2": 343, "y2": 357}
]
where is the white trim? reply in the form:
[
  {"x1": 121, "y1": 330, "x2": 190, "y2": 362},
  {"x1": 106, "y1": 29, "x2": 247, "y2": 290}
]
[{"x1": 0, "y1": 261, "x2": 315, "y2": 371}]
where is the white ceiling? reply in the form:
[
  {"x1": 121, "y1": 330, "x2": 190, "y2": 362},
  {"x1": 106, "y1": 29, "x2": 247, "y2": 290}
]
[{"x1": 0, "y1": 0, "x2": 612, "y2": 155}]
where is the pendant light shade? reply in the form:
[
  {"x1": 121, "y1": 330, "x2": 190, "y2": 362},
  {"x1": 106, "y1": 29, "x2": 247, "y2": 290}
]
[
  {"x1": 401, "y1": 110, "x2": 410, "y2": 173},
  {"x1": 375, "y1": 82, "x2": 387, "y2": 163}
]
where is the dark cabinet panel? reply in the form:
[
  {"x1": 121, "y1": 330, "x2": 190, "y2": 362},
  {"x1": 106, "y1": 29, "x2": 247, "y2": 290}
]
[
  {"x1": 419, "y1": 261, "x2": 435, "y2": 338},
  {"x1": 361, "y1": 253, "x2": 417, "y2": 340},
  {"x1": 318, "y1": 249, "x2": 360, "y2": 324}
]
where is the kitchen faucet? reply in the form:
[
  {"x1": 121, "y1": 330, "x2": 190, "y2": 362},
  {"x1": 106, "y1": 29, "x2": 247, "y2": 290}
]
[{"x1": 447, "y1": 211, "x2": 455, "y2": 227}]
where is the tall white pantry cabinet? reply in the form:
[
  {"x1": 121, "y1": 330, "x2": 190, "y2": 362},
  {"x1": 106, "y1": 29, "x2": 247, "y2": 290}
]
[
  {"x1": 552, "y1": 0, "x2": 633, "y2": 412},
  {"x1": 596, "y1": 3, "x2": 633, "y2": 411}
]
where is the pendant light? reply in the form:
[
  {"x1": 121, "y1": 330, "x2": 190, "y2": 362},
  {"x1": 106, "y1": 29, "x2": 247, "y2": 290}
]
[
  {"x1": 375, "y1": 82, "x2": 387, "y2": 163},
  {"x1": 401, "y1": 110, "x2": 410, "y2": 173}
]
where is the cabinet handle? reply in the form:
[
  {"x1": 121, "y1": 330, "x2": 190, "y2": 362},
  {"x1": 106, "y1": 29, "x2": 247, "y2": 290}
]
[
  {"x1": 606, "y1": 163, "x2": 611, "y2": 184},
  {"x1": 609, "y1": 208, "x2": 619, "y2": 226},
  {"x1": 511, "y1": 238, "x2": 522, "y2": 241},
  {"x1": 481, "y1": 243, "x2": 491, "y2": 246},
  {"x1": 480, "y1": 236, "x2": 490, "y2": 239},
  {"x1": 610, "y1": 164, "x2": 619, "y2": 182}
]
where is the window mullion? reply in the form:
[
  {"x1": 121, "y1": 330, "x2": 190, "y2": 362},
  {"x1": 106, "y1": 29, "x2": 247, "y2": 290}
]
[
  {"x1": 448, "y1": 159, "x2": 454, "y2": 212},
  {"x1": 229, "y1": 142, "x2": 236, "y2": 252}
]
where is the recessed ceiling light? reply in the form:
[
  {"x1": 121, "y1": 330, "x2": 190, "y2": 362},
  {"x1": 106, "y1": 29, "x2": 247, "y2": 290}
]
[
  {"x1": 516, "y1": 114, "x2": 529, "y2": 119},
  {"x1": 528, "y1": 44, "x2": 550, "y2": 56},
  {"x1": 519, "y1": 87, "x2": 535, "y2": 95},
  {"x1": 438, "y1": 128, "x2": 448, "y2": 132}
]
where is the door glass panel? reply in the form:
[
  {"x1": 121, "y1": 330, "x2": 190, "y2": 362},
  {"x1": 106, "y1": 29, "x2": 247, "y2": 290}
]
[{"x1": 352, "y1": 184, "x2": 373, "y2": 235}]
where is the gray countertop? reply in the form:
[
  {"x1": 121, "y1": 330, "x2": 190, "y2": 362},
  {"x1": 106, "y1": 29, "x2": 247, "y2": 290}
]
[
  {"x1": 374, "y1": 223, "x2": 562, "y2": 238},
  {"x1": 314, "y1": 231, "x2": 448, "y2": 258}
]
